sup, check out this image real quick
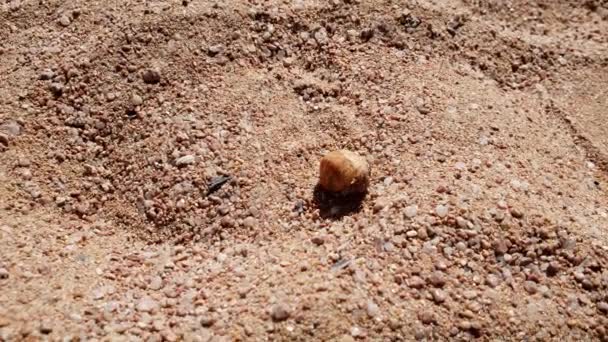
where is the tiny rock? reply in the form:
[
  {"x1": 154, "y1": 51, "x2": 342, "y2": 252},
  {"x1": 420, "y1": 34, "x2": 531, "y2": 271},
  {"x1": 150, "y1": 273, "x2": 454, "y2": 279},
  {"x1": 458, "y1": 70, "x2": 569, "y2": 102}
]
[
  {"x1": 175, "y1": 155, "x2": 195, "y2": 167},
  {"x1": 319, "y1": 150, "x2": 370, "y2": 194},
  {"x1": 311, "y1": 235, "x2": 326, "y2": 246},
  {"x1": 59, "y1": 15, "x2": 71, "y2": 27},
  {"x1": 131, "y1": 94, "x2": 143, "y2": 106},
  {"x1": 142, "y1": 69, "x2": 161, "y2": 84},
  {"x1": 366, "y1": 300, "x2": 380, "y2": 318},
  {"x1": 418, "y1": 310, "x2": 436, "y2": 324},
  {"x1": 428, "y1": 271, "x2": 447, "y2": 287},
  {"x1": 435, "y1": 205, "x2": 449, "y2": 218},
  {"x1": 270, "y1": 303, "x2": 291, "y2": 322},
  {"x1": 404, "y1": 205, "x2": 418, "y2": 218},
  {"x1": 432, "y1": 289, "x2": 448, "y2": 304}
]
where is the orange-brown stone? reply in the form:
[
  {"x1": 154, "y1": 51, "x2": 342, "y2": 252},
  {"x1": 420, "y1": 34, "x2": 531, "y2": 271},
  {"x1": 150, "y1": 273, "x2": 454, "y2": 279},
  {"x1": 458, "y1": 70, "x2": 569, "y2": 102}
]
[{"x1": 319, "y1": 150, "x2": 370, "y2": 194}]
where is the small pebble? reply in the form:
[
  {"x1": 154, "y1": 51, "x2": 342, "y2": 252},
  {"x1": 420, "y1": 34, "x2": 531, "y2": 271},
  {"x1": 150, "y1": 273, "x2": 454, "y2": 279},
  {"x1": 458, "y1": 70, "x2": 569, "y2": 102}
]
[
  {"x1": 373, "y1": 198, "x2": 389, "y2": 213},
  {"x1": 432, "y1": 289, "x2": 447, "y2": 304},
  {"x1": 319, "y1": 150, "x2": 370, "y2": 194},
  {"x1": 207, "y1": 44, "x2": 225, "y2": 56},
  {"x1": 510, "y1": 208, "x2": 524, "y2": 219},
  {"x1": 350, "y1": 326, "x2": 363, "y2": 338},
  {"x1": 142, "y1": 69, "x2": 161, "y2": 84},
  {"x1": 311, "y1": 235, "x2": 326, "y2": 246},
  {"x1": 418, "y1": 310, "x2": 436, "y2": 324},
  {"x1": 59, "y1": 15, "x2": 71, "y2": 27},
  {"x1": 486, "y1": 274, "x2": 500, "y2": 288},
  {"x1": 524, "y1": 281, "x2": 537, "y2": 294},
  {"x1": 406, "y1": 230, "x2": 418, "y2": 238},
  {"x1": 404, "y1": 205, "x2": 418, "y2": 218},
  {"x1": 91, "y1": 287, "x2": 105, "y2": 300},
  {"x1": 435, "y1": 205, "x2": 449, "y2": 218},
  {"x1": 149, "y1": 276, "x2": 163, "y2": 290},
  {"x1": 366, "y1": 300, "x2": 380, "y2": 318},
  {"x1": 408, "y1": 276, "x2": 426, "y2": 289},
  {"x1": 243, "y1": 217, "x2": 257, "y2": 229},
  {"x1": 175, "y1": 155, "x2": 195, "y2": 166},
  {"x1": 428, "y1": 271, "x2": 446, "y2": 287},
  {"x1": 131, "y1": 94, "x2": 143, "y2": 106},
  {"x1": 270, "y1": 303, "x2": 291, "y2": 322}
]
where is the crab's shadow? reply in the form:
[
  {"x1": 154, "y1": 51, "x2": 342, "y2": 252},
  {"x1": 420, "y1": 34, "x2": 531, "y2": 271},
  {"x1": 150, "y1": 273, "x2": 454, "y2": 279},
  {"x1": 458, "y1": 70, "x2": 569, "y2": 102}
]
[{"x1": 312, "y1": 184, "x2": 367, "y2": 219}]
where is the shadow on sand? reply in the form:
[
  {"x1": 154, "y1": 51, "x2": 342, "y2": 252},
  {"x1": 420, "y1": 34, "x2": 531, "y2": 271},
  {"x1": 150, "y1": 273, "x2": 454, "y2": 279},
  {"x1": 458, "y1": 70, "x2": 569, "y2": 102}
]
[{"x1": 312, "y1": 184, "x2": 367, "y2": 219}]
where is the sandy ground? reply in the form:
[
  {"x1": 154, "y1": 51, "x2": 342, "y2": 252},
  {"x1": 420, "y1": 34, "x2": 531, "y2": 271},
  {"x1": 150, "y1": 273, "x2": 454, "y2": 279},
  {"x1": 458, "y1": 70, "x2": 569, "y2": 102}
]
[{"x1": 1, "y1": 0, "x2": 608, "y2": 340}]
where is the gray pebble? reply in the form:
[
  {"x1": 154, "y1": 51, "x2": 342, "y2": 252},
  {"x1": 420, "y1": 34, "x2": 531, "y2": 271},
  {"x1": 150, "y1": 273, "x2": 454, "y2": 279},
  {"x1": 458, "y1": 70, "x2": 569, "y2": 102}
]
[
  {"x1": 435, "y1": 204, "x2": 449, "y2": 218},
  {"x1": 404, "y1": 205, "x2": 418, "y2": 218}
]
